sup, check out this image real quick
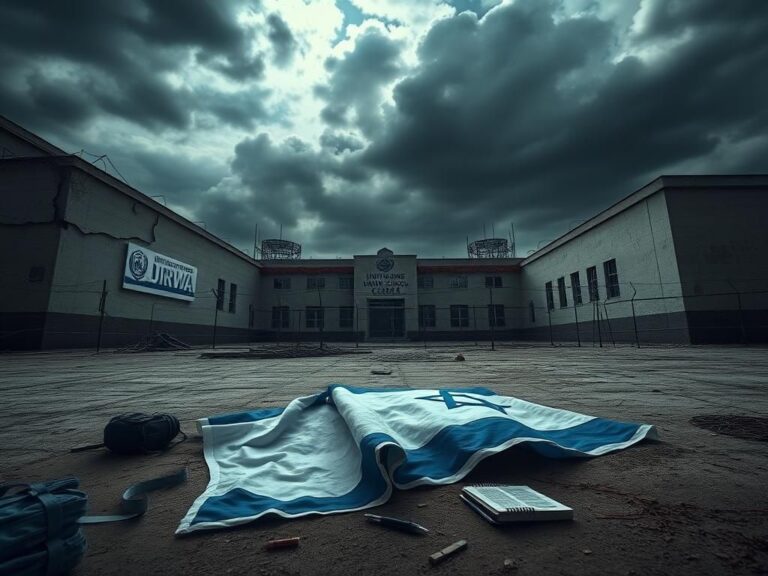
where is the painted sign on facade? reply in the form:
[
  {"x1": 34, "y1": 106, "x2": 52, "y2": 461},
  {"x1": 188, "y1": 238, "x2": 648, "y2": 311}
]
[
  {"x1": 122, "y1": 242, "x2": 197, "y2": 301},
  {"x1": 362, "y1": 248, "x2": 410, "y2": 295}
]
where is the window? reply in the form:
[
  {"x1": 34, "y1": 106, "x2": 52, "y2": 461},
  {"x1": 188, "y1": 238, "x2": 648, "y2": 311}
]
[
  {"x1": 305, "y1": 306, "x2": 324, "y2": 329},
  {"x1": 307, "y1": 277, "x2": 325, "y2": 290},
  {"x1": 604, "y1": 259, "x2": 620, "y2": 298},
  {"x1": 545, "y1": 281, "x2": 555, "y2": 311},
  {"x1": 419, "y1": 305, "x2": 436, "y2": 328},
  {"x1": 557, "y1": 277, "x2": 568, "y2": 308},
  {"x1": 216, "y1": 279, "x2": 226, "y2": 310},
  {"x1": 450, "y1": 305, "x2": 469, "y2": 328},
  {"x1": 485, "y1": 276, "x2": 502, "y2": 288},
  {"x1": 274, "y1": 277, "x2": 291, "y2": 289},
  {"x1": 339, "y1": 306, "x2": 354, "y2": 328},
  {"x1": 228, "y1": 283, "x2": 237, "y2": 313},
  {"x1": 449, "y1": 276, "x2": 468, "y2": 289},
  {"x1": 570, "y1": 272, "x2": 583, "y2": 306},
  {"x1": 587, "y1": 266, "x2": 599, "y2": 301},
  {"x1": 271, "y1": 306, "x2": 289, "y2": 329},
  {"x1": 339, "y1": 276, "x2": 354, "y2": 290},
  {"x1": 529, "y1": 300, "x2": 536, "y2": 323},
  {"x1": 417, "y1": 276, "x2": 434, "y2": 289},
  {"x1": 488, "y1": 304, "x2": 505, "y2": 327}
]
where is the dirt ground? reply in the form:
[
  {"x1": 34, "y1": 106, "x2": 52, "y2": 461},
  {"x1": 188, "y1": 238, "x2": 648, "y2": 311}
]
[{"x1": 2, "y1": 343, "x2": 767, "y2": 575}]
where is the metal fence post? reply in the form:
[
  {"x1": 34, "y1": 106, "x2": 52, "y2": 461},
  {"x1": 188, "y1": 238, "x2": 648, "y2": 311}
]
[
  {"x1": 211, "y1": 289, "x2": 219, "y2": 349},
  {"x1": 96, "y1": 280, "x2": 108, "y2": 353},
  {"x1": 547, "y1": 306, "x2": 554, "y2": 346},
  {"x1": 630, "y1": 282, "x2": 640, "y2": 348},
  {"x1": 573, "y1": 300, "x2": 581, "y2": 347},
  {"x1": 489, "y1": 286, "x2": 495, "y2": 351}
]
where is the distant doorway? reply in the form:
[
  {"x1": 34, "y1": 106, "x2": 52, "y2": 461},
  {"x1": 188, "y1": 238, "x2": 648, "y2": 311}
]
[{"x1": 368, "y1": 299, "x2": 405, "y2": 338}]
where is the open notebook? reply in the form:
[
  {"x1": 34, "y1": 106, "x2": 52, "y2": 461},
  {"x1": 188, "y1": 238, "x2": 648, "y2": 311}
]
[{"x1": 461, "y1": 485, "x2": 573, "y2": 523}]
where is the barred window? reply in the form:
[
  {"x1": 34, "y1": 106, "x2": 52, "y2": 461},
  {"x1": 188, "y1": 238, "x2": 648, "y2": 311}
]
[
  {"x1": 603, "y1": 259, "x2": 620, "y2": 298},
  {"x1": 417, "y1": 276, "x2": 434, "y2": 289},
  {"x1": 570, "y1": 272, "x2": 583, "y2": 306},
  {"x1": 216, "y1": 278, "x2": 226, "y2": 310},
  {"x1": 307, "y1": 277, "x2": 325, "y2": 290},
  {"x1": 306, "y1": 306, "x2": 324, "y2": 329},
  {"x1": 485, "y1": 276, "x2": 502, "y2": 288},
  {"x1": 488, "y1": 304, "x2": 505, "y2": 327},
  {"x1": 449, "y1": 276, "x2": 468, "y2": 289},
  {"x1": 274, "y1": 277, "x2": 291, "y2": 290},
  {"x1": 271, "y1": 306, "x2": 290, "y2": 329},
  {"x1": 587, "y1": 266, "x2": 599, "y2": 301},
  {"x1": 338, "y1": 276, "x2": 354, "y2": 290},
  {"x1": 450, "y1": 305, "x2": 469, "y2": 327},
  {"x1": 557, "y1": 277, "x2": 568, "y2": 308},
  {"x1": 419, "y1": 305, "x2": 436, "y2": 328},
  {"x1": 545, "y1": 281, "x2": 554, "y2": 311},
  {"x1": 228, "y1": 283, "x2": 237, "y2": 313}
]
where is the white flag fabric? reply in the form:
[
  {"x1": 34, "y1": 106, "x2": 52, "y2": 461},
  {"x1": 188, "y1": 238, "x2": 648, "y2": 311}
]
[{"x1": 177, "y1": 385, "x2": 657, "y2": 534}]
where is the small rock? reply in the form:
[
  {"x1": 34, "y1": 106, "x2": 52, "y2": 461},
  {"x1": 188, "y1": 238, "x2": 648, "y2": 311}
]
[
  {"x1": 582, "y1": 549, "x2": 593, "y2": 555},
  {"x1": 417, "y1": 503, "x2": 428, "y2": 508},
  {"x1": 455, "y1": 353, "x2": 465, "y2": 362},
  {"x1": 652, "y1": 389, "x2": 661, "y2": 393},
  {"x1": 504, "y1": 558, "x2": 517, "y2": 570}
]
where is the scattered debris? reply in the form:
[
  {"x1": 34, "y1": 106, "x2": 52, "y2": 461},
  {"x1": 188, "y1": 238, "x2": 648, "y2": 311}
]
[
  {"x1": 265, "y1": 537, "x2": 300, "y2": 551},
  {"x1": 200, "y1": 345, "x2": 371, "y2": 360},
  {"x1": 690, "y1": 415, "x2": 768, "y2": 442},
  {"x1": 455, "y1": 353, "x2": 465, "y2": 362},
  {"x1": 429, "y1": 540, "x2": 468, "y2": 566},
  {"x1": 115, "y1": 332, "x2": 191, "y2": 353}
]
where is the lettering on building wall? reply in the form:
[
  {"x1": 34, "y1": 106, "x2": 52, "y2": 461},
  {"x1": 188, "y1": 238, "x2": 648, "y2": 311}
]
[
  {"x1": 122, "y1": 242, "x2": 197, "y2": 301},
  {"x1": 363, "y1": 272, "x2": 409, "y2": 295}
]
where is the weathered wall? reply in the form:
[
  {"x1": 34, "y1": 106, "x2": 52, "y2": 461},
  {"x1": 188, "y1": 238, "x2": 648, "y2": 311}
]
[
  {"x1": 33, "y1": 164, "x2": 260, "y2": 349},
  {"x1": 0, "y1": 160, "x2": 63, "y2": 348},
  {"x1": 520, "y1": 191, "x2": 688, "y2": 343},
  {"x1": 666, "y1": 185, "x2": 768, "y2": 342}
]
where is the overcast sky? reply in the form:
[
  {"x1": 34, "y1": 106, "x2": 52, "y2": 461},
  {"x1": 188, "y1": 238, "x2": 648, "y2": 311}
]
[{"x1": 1, "y1": 0, "x2": 766, "y2": 258}]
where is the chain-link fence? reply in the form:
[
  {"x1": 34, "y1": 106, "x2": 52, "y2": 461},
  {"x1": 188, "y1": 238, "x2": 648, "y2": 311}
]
[{"x1": 2, "y1": 281, "x2": 767, "y2": 351}]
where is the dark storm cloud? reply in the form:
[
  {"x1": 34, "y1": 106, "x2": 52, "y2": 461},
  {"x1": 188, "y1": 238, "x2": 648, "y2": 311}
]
[
  {"x1": 214, "y1": 0, "x2": 768, "y2": 257},
  {"x1": 0, "y1": 0, "x2": 266, "y2": 132},
  {"x1": 315, "y1": 28, "x2": 403, "y2": 137},
  {"x1": 266, "y1": 13, "x2": 298, "y2": 67}
]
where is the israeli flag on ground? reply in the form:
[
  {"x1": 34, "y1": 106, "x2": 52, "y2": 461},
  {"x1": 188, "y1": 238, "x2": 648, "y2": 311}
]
[{"x1": 177, "y1": 385, "x2": 657, "y2": 534}]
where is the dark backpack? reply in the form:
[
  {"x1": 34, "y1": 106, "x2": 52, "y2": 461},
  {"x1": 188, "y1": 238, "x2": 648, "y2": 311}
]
[
  {"x1": 103, "y1": 412, "x2": 183, "y2": 454},
  {"x1": 0, "y1": 477, "x2": 87, "y2": 576}
]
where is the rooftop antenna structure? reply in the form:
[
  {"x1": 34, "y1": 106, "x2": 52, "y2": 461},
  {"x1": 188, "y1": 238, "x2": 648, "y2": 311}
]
[
  {"x1": 467, "y1": 236, "x2": 510, "y2": 259},
  {"x1": 260, "y1": 238, "x2": 302, "y2": 260}
]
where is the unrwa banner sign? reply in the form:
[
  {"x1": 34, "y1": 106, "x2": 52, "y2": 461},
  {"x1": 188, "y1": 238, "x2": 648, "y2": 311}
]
[{"x1": 122, "y1": 242, "x2": 197, "y2": 301}]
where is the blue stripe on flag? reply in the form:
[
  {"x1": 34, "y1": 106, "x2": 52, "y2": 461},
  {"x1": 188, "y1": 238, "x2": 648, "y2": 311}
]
[
  {"x1": 190, "y1": 414, "x2": 647, "y2": 525},
  {"x1": 207, "y1": 407, "x2": 285, "y2": 426},
  {"x1": 191, "y1": 432, "x2": 394, "y2": 524},
  {"x1": 328, "y1": 384, "x2": 497, "y2": 396},
  {"x1": 391, "y1": 416, "x2": 645, "y2": 485}
]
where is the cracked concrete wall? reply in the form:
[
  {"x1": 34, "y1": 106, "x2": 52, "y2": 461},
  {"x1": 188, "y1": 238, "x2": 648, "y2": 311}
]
[{"x1": 0, "y1": 160, "x2": 62, "y2": 317}]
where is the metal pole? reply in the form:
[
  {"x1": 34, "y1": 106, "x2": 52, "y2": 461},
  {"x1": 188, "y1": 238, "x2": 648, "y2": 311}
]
[
  {"x1": 630, "y1": 282, "x2": 640, "y2": 348},
  {"x1": 211, "y1": 289, "x2": 219, "y2": 349},
  {"x1": 603, "y1": 301, "x2": 616, "y2": 347},
  {"x1": 317, "y1": 287, "x2": 324, "y2": 349},
  {"x1": 727, "y1": 280, "x2": 747, "y2": 345},
  {"x1": 96, "y1": 280, "x2": 107, "y2": 353},
  {"x1": 355, "y1": 305, "x2": 359, "y2": 348},
  {"x1": 296, "y1": 309, "x2": 302, "y2": 348},
  {"x1": 596, "y1": 300, "x2": 603, "y2": 348},
  {"x1": 148, "y1": 302, "x2": 157, "y2": 336},
  {"x1": 276, "y1": 298, "x2": 282, "y2": 345},
  {"x1": 489, "y1": 286, "x2": 495, "y2": 351},
  {"x1": 547, "y1": 306, "x2": 554, "y2": 346},
  {"x1": 573, "y1": 299, "x2": 581, "y2": 347},
  {"x1": 472, "y1": 305, "x2": 477, "y2": 346}
]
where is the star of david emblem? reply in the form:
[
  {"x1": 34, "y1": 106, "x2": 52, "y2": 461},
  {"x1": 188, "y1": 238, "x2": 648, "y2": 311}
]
[{"x1": 415, "y1": 390, "x2": 507, "y2": 414}]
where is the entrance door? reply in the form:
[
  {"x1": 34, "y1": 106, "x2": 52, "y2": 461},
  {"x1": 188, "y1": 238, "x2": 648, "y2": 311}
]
[{"x1": 368, "y1": 299, "x2": 405, "y2": 338}]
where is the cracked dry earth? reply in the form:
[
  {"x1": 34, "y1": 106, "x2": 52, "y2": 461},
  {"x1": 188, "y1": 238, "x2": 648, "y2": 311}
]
[{"x1": 1, "y1": 343, "x2": 767, "y2": 575}]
